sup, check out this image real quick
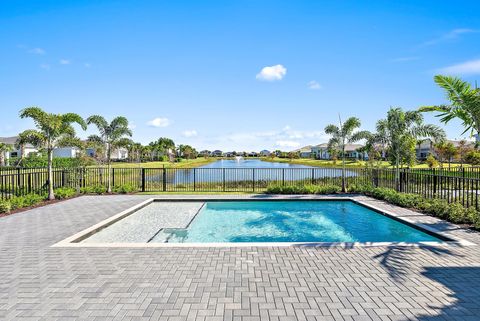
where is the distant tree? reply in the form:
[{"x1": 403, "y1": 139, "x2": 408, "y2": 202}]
[
  {"x1": 18, "y1": 107, "x2": 87, "y2": 200},
  {"x1": 426, "y1": 154, "x2": 439, "y2": 168},
  {"x1": 178, "y1": 144, "x2": 197, "y2": 159},
  {"x1": 419, "y1": 75, "x2": 480, "y2": 143},
  {"x1": 86, "y1": 115, "x2": 132, "y2": 193},
  {"x1": 325, "y1": 116, "x2": 370, "y2": 192},
  {"x1": 457, "y1": 139, "x2": 473, "y2": 167},
  {"x1": 434, "y1": 141, "x2": 457, "y2": 169},
  {"x1": 149, "y1": 137, "x2": 175, "y2": 160},
  {"x1": 376, "y1": 107, "x2": 445, "y2": 190},
  {"x1": 0, "y1": 143, "x2": 12, "y2": 167}
]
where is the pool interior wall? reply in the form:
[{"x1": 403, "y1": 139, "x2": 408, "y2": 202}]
[{"x1": 79, "y1": 199, "x2": 446, "y2": 244}]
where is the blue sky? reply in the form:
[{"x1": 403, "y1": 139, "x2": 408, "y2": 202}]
[{"x1": 1, "y1": 0, "x2": 480, "y2": 151}]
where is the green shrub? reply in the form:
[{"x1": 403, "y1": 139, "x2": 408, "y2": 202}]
[
  {"x1": 112, "y1": 184, "x2": 137, "y2": 194},
  {"x1": 81, "y1": 185, "x2": 107, "y2": 194},
  {"x1": 9, "y1": 193, "x2": 45, "y2": 210},
  {"x1": 54, "y1": 187, "x2": 77, "y2": 199},
  {"x1": 465, "y1": 151, "x2": 480, "y2": 165},
  {"x1": 0, "y1": 200, "x2": 11, "y2": 214},
  {"x1": 426, "y1": 154, "x2": 439, "y2": 168}
]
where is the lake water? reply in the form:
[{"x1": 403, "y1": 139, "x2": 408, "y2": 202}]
[
  {"x1": 200, "y1": 158, "x2": 311, "y2": 168},
  {"x1": 152, "y1": 159, "x2": 359, "y2": 184}
]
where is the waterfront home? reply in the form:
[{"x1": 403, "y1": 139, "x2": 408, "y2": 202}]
[
  {"x1": 0, "y1": 136, "x2": 38, "y2": 164},
  {"x1": 293, "y1": 145, "x2": 313, "y2": 158}
]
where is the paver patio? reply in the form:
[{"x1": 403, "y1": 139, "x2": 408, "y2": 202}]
[{"x1": 0, "y1": 195, "x2": 479, "y2": 321}]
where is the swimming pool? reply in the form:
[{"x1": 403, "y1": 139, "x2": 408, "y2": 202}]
[{"x1": 79, "y1": 200, "x2": 442, "y2": 244}]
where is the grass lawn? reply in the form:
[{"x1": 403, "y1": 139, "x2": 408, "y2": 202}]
[
  {"x1": 260, "y1": 157, "x2": 472, "y2": 169},
  {"x1": 110, "y1": 158, "x2": 216, "y2": 169}
]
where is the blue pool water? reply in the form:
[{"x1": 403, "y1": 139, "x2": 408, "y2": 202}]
[{"x1": 164, "y1": 201, "x2": 441, "y2": 243}]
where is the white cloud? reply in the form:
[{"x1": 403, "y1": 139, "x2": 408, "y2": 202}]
[
  {"x1": 438, "y1": 59, "x2": 480, "y2": 75},
  {"x1": 60, "y1": 59, "x2": 71, "y2": 65},
  {"x1": 182, "y1": 130, "x2": 198, "y2": 138},
  {"x1": 307, "y1": 80, "x2": 322, "y2": 90},
  {"x1": 39, "y1": 63, "x2": 50, "y2": 70},
  {"x1": 275, "y1": 140, "x2": 300, "y2": 148},
  {"x1": 256, "y1": 64, "x2": 287, "y2": 81},
  {"x1": 422, "y1": 28, "x2": 477, "y2": 46},
  {"x1": 29, "y1": 47, "x2": 45, "y2": 55},
  {"x1": 128, "y1": 123, "x2": 137, "y2": 130},
  {"x1": 147, "y1": 117, "x2": 171, "y2": 127}
]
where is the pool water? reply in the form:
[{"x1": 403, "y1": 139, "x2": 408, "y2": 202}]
[{"x1": 159, "y1": 201, "x2": 441, "y2": 243}]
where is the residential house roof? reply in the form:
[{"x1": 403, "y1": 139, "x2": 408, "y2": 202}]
[{"x1": 0, "y1": 136, "x2": 34, "y2": 148}]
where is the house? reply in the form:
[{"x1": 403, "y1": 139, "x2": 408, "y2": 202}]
[
  {"x1": 86, "y1": 147, "x2": 129, "y2": 160},
  {"x1": 53, "y1": 147, "x2": 80, "y2": 158},
  {"x1": 212, "y1": 150, "x2": 223, "y2": 157},
  {"x1": 293, "y1": 145, "x2": 312, "y2": 158},
  {"x1": 0, "y1": 136, "x2": 38, "y2": 164},
  {"x1": 248, "y1": 151, "x2": 258, "y2": 157},
  {"x1": 416, "y1": 139, "x2": 475, "y2": 160},
  {"x1": 259, "y1": 150, "x2": 271, "y2": 157},
  {"x1": 311, "y1": 143, "x2": 329, "y2": 159},
  {"x1": 311, "y1": 143, "x2": 366, "y2": 160},
  {"x1": 416, "y1": 139, "x2": 435, "y2": 160}
]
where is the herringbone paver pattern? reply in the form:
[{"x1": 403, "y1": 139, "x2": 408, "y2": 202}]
[{"x1": 0, "y1": 195, "x2": 479, "y2": 321}]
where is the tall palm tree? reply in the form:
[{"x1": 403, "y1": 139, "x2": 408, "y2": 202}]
[
  {"x1": 0, "y1": 143, "x2": 12, "y2": 167},
  {"x1": 18, "y1": 107, "x2": 87, "y2": 200},
  {"x1": 419, "y1": 75, "x2": 480, "y2": 141},
  {"x1": 86, "y1": 115, "x2": 132, "y2": 193},
  {"x1": 376, "y1": 107, "x2": 445, "y2": 190},
  {"x1": 325, "y1": 116, "x2": 371, "y2": 192}
]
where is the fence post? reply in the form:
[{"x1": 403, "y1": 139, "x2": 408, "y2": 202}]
[
  {"x1": 311, "y1": 168, "x2": 315, "y2": 184},
  {"x1": 141, "y1": 168, "x2": 146, "y2": 192},
  {"x1": 252, "y1": 168, "x2": 255, "y2": 192},
  {"x1": 162, "y1": 168, "x2": 167, "y2": 192},
  {"x1": 433, "y1": 174, "x2": 438, "y2": 197},
  {"x1": 17, "y1": 168, "x2": 21, "y2": 189},
  {"x1": 282, "y1": 168, "x2": 285, "y2": 186},
  {"x1": 223, "y1": 168, "x2": 226, "y2": 192},
  {"x1": 111, "y1": 168, "x2": 115, "y2": 187},
  {"x1": 62, "y1": 170, "x2": 66, "y2": 187},
  {"x1": 193, "y1": 168, "x2": 196, "y2": 191},
  {"x1": 28, "y1": 173, "x2": 32, "y2": 193}
]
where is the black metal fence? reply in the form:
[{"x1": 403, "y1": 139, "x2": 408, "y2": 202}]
[{"x1": 1, "y1": 166, "x2": 480, "y2": 209}]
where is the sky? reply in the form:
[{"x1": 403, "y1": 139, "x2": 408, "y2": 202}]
[{"x1": 1, "y1": 0, "x2": 480, "y2": 152}]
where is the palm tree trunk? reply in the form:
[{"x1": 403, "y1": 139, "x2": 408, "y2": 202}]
[
  {"x1": 47, "y1": 149, "x2": 55, "y2": 200},
  {"x1": 395, "y1": 152, "x2": 400, "y2": 192},
  {"x1": 341, "y1": 146, "x2": 346, "y2": 192},
  {"x1": 107, "y1": 144, "x2": 112, "y2": 193}
]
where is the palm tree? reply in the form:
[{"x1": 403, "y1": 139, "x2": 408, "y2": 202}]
[
  {"x1": 419, "y1": 75, "x2": 480, "y2": 141},
  {"x1": 18, "y1": 107, "x2": 87, "y2": 200},
  {"x1": 0, "y1": 143, "x2": 12, "y2": 167},
  {"x1": 325, "y1": 116, "x2": 371, "y2": 192},
  {"x1": 86, "y1": 115, "x2": 132, "y2": 193},
  {"x1": 376, "y1": 107, "x2": 445, "y2": 190}
]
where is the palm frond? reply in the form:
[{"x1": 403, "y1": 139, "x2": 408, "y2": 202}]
[
  {"x1": 16, "y1": 130, "x2": 47, "y2": 148},
  {"x1": 62, "y1": 113, "x2": 87, "y2": 130},
  {"x1": 86, "y1": 115, "x2": 109, "y2": 131}
]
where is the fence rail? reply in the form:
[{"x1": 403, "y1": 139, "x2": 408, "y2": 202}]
[{"x1": 1, "y1": 166, "x2": 480, "y2": 209}]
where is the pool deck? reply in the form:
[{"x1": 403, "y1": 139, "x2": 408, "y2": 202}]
[{"x1": 1, "y1": 194, "x2": 480, "y2": 320}]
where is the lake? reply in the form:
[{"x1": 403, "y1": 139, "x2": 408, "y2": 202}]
[{"x1": 153, "y1": 159, "x2": 358, "y2": 184}]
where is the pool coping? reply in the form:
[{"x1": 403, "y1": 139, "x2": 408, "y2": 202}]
[{"x1": 51, "y1": 195, "x2": 476, "y2": 248}]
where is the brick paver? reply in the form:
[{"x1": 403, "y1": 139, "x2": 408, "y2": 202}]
[{"x1": 0, "y1": 195, "x2": 479, "y2": 321}]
